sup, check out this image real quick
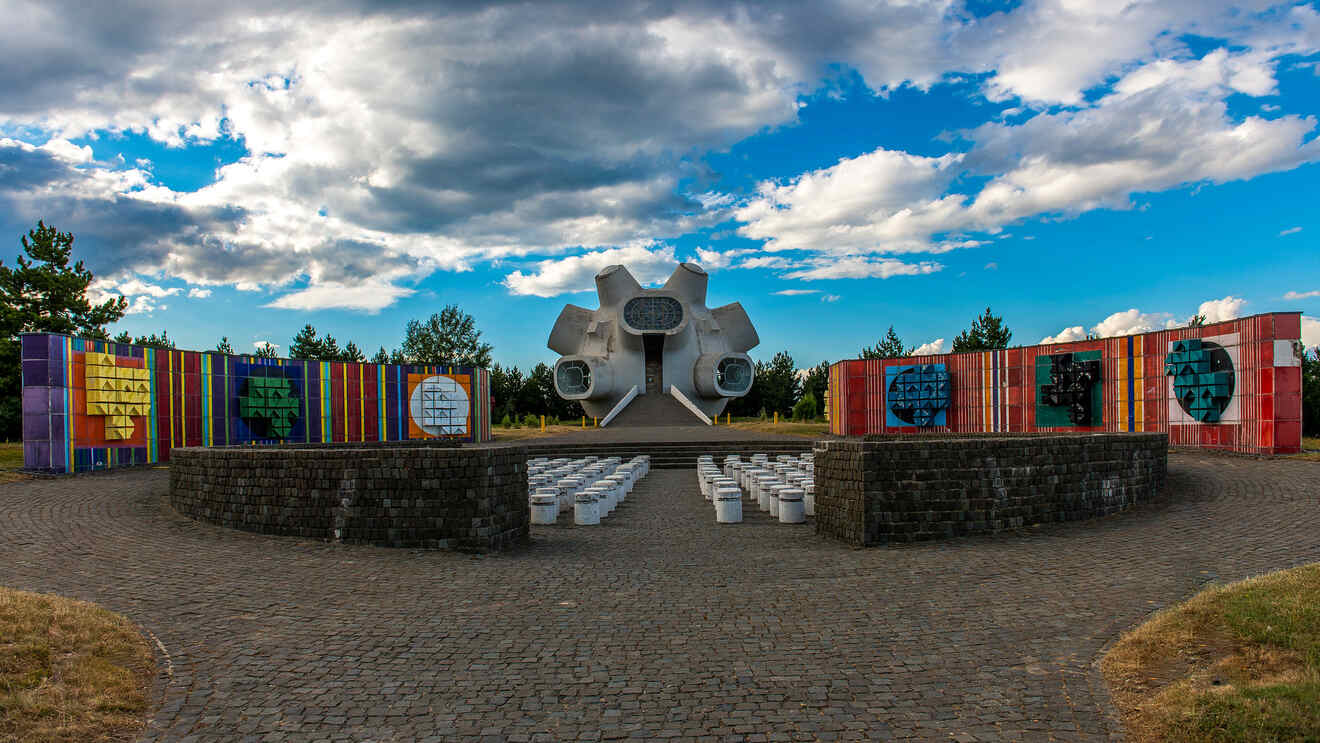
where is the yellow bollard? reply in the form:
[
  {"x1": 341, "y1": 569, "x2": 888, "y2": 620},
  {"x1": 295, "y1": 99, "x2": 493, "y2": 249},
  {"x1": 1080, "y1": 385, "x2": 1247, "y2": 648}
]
[
  {"x1": 540, "y1": 415, "x2": 545, "y2": 432},
  {"x1": 594, "y1": 417, "x2": 599, "y2": 427},
  {"x1": 774, "y1": 411, "x2": 778, "y2": 425},
  {"x1": 581, "y1": 415, "x2": 585, "y2": 428}
]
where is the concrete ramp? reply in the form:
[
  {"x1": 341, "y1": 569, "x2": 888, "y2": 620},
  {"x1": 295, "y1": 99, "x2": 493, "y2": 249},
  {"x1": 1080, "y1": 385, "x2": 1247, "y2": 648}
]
[{"x1": 605, "y1": 392, "x2": 711, "y2": 427}]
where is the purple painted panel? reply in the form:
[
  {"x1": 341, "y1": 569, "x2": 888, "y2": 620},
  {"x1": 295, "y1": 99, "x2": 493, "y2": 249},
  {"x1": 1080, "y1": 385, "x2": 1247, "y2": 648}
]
[
  {"x1": 24, "y1": 441, "x2": 51, "y2": 470},
  {"x1": 22, "y1": 386, "x2": 51, "y2": 413},
  {"x1": 21, "y1": 333, "x2": 49, "y2": 360},
  {"x1": 21, "y1": 359, "x2": 51, "y2": 387},
  {"x1": 23, "y1": 414, "x2": 51, "y2": 441},
  {"x1": 50, "y1": 438, "x2": 66, "y2": 471}
]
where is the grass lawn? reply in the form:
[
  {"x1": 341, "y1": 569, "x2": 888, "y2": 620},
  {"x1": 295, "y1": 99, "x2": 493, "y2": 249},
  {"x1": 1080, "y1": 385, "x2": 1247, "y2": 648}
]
[
  {"x1": 1296, "y1": 436, "x2": 1320, "y2": 462},
  {"x1": 0, "y1": 587, "x2": 155, "y2": 743},
  {"x1": 726, "y1": 420, "x2": 830, "y2": 438},
  {"x1": 1102, "y1": 563, "x2": 1320, "y2": 742},
  {"x1": 492, "y1": 423, "x2": 602, "y2": 441},
  {"x1": 0, "y1": 442, "x2": 28, "y2": 483}
]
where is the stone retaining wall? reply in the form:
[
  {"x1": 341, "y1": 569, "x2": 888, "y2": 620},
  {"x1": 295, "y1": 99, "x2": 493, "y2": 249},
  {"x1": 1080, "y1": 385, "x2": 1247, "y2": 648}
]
[
  {"x1": 814, "y1": 433, "x2": 1167, "y2": 546},
  {"x1": 169, "y1": 443, "x2": 529, "y2": 550}
]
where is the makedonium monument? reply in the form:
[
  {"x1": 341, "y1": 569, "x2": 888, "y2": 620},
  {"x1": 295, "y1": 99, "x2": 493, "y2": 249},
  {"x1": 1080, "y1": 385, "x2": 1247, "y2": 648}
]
[{"x1": 547, "y1": 263, "x2": 759, "y2": 423}]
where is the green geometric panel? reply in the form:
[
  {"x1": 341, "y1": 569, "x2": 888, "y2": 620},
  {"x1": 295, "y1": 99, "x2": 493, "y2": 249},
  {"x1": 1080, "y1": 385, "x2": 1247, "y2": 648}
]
[
  {"x1": 1035, "y1": 350, "x2": 1103, "y2": 427},
  {"x1": 239, "y1": 374, "x2": 301, "y2": 439}
]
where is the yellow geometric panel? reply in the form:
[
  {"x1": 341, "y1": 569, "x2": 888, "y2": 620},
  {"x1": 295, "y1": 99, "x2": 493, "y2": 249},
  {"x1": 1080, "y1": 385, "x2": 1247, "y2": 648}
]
[{"x1": 82, "y1": 352, "x2": 150, "y2": 440}]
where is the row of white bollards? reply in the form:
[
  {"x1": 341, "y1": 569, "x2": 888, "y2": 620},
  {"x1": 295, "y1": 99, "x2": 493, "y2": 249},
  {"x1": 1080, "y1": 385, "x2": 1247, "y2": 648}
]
[
  {"x1": 527, "y1": 455, "x2": 651, "y2": 526},
  {"x1": 696, "y1": 453, "x2": 815, "y2": 525}
]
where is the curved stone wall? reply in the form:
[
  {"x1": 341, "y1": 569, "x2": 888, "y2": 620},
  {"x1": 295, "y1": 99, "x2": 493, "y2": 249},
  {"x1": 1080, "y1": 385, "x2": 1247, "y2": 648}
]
[
  {"x1": 169, "y1": 443, "x2": 529, "y2": 550},
  {"x1": 813, "y1": 433, "x2": 1167, "y2": 546}
]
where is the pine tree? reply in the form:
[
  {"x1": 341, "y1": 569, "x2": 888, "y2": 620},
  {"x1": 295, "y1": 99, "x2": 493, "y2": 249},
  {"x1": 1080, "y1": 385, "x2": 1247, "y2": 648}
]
[
  {"x1": 1, "y1": 222, "x2": 128, "y2": 439},
  {"x1": 952, "y1": 307, "x2": 1013, "y2": 352},
  {"x1": 112, "y1": 330, "x2": 175, "y2": 349},
  {"x1": 861, "y1": 326, "x2": 909, "y2": 359},
  {"x1": 216, "y1": 336, "x2": 235, "y2": 355},
  {"x1": 288, "y1": 324, "x2": 323, "y2": 359}
]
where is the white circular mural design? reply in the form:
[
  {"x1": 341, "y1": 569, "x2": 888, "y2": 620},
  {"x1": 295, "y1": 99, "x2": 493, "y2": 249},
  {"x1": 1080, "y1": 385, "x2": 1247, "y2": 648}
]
[{"x1": 409, "y1": 375, "x2": 470, "y2": 436}]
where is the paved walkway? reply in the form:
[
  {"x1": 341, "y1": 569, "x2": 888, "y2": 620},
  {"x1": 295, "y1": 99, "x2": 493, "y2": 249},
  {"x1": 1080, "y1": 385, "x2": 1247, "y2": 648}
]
[{"x1": 1, "y1": 454, "x2": 1317, "y2": 742}]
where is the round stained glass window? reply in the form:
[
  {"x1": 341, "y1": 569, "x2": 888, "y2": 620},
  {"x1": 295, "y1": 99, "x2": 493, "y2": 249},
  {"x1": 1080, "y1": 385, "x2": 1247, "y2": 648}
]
[
  {"x1": 556, "y1": 360, "x2": 592, "y2": 396},
  {"x1": 623, "y1": 296, "x2": 683, "y2": 331},
  {"x1": 716, "y1": 357, "x2": 752, "y2": 393}
]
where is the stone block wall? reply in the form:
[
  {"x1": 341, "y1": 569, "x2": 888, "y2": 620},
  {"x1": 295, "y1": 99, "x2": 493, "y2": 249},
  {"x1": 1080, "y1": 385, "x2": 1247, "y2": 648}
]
[
  {"x1": 169, "y1": 442, "x2": 529, "y2": 550},
  {"x1": 814, "y1": 433, "x2": 1167, "y2": 546}
]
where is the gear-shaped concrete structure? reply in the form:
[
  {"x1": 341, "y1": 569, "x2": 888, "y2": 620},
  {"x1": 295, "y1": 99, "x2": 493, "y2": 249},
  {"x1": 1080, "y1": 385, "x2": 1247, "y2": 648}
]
[{"x1": 548, "y1": 263, "x2": 759, "y2": 423}]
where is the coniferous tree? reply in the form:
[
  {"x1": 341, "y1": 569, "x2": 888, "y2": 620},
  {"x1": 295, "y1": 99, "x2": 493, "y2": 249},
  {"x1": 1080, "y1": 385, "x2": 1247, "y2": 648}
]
[
  {"x1": 340, "y1": 341, "x2": 365, "y2": 363},
  {"x1": 1, "y1": 222, "x2": 128, "y2": 439},
  {"x1": 254, "y1": 343, "x2": 278, "y2": 359},
  {"x1": 860, "y1": 326, "x2": 909, "y2": 359},
  {"x1": 952, "y1": 307, "x2": 1013, "y2": 352},
  {"x1": 216, "y1": 336, "x2": 235, "y2": 355},
  {"x1": 758, "y1": 350, "x2": 801, "y2": 418},
  {"x1": 112, "y1": 329, "x2": 175, "y2": 349},
  {"x1": 371, "y1": 346, "x2": 390, "y2": 364},
  {"x1": 288, "y1": 324, "x2": 323, "y2": 359}
]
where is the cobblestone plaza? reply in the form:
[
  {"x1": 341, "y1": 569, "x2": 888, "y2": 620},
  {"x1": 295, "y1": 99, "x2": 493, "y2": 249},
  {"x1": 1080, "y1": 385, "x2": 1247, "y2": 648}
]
[{"x1": 2, "y1": 453, "x2": 1318, "y2": 741}]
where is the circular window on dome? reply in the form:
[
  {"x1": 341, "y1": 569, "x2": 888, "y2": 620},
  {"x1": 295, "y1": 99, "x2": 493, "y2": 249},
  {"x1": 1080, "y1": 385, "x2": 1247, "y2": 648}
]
[
  {"x1": 623, "y1": 296, "x2": 683, "y2": 331},
  {"x1": 556, "y1": 360, "x2": 592, "y2": 396},
  {"x1": 716, "y1": 357, "x2": 752, "y2": 393}
]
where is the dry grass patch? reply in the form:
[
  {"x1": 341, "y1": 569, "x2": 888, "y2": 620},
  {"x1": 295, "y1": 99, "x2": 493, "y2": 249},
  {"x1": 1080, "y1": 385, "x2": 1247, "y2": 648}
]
[
  {"x1": 493, "y1": 424, "x2": 596, "y2": 441},
  {"x1": 0, "y1": 587, "x2": 154, "y2": 743},
  {"x1": 726, "y1": 420, "x2": 829, "y2": 438},
  {"x1": 0, "y1": 442, "x2": 29, "y2": 483},
  {"x1": 1294, "y1": 437, "x2": 1320, "y2": 462},
  {"x1": 1102, "y1": 563, "x2": 1320, "y2": 742}
]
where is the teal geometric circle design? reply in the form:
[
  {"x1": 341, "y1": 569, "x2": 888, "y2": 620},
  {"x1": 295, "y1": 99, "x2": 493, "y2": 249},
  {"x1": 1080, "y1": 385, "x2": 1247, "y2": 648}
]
[
  {"x1": 1165, "y1": 339, "x2": 1235, "y2": 423},
  {"x1": 886, "y1": 364, "x2": 950, "y2": 427}
]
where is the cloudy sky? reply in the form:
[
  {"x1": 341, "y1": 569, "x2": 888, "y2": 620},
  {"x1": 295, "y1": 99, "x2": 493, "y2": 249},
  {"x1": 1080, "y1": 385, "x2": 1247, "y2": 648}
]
[{"x1": 3, "y1": 0, "x2": 1318, "y2": 367}]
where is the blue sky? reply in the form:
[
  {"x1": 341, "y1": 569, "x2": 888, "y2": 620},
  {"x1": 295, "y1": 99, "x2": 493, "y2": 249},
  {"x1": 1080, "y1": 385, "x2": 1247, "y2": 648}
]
[{"x1": 2, "y1": 0, "x2": 1318, "y2": 370}]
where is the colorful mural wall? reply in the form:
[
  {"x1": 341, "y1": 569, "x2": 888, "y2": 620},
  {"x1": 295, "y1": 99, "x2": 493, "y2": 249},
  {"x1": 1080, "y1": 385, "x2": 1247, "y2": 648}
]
[
  {"x1": 20, "y1": 332, "x2": 494, "y2": 473},
  {"x1": 827, "y1": 312, "x2": 1304, "y2": 455}
]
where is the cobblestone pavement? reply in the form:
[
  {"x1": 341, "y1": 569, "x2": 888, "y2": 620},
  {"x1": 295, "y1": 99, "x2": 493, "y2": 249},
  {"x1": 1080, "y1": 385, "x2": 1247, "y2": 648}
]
[{"x1": 1, "y1": 453, "x2": 1318, "y2": 742}]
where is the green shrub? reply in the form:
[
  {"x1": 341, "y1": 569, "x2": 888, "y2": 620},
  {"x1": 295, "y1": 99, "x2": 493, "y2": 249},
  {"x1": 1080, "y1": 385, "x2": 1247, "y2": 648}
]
[
  {"x1": 500, "y1": 414, "x2": 512, "y2": 429},
  {"x1": 792, "y1": 392, "x2": 818, "y2": 421}
]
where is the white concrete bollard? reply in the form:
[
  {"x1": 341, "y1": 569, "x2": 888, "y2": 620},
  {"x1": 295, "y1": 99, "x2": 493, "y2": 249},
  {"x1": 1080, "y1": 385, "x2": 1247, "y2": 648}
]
[
  {"x1": 715, "y1": 486, "x2": 743, "y2": 523},
  {"x1": 531, "y1": 491, "x2": 559, "y2": 524},
  {"x1": 778, "y1": 487, "x2": 805, "y2": 523},
  {"x1": 767, "y1": 482, "x2": 782, "y2": 519},
  {"x1": 803, "y1": 482, "x2": 815, "y2": 516},
  {"x1": 574, "y1": 490, "x2": 600, "y2": 525},
  {"x1": 756, "y1": 475, "x2": 777, "y2": 512},
  {"x1": 607, "y1": 474, "x2": 629, "y2": 505},
  {"x1": 592, "y1": 481, "x2": 616, "y2": 515}
]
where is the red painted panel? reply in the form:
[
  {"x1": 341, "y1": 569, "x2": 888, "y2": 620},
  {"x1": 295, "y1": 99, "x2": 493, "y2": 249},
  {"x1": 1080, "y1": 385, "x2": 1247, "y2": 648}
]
[
  {"x1": 1275, "y1": 314, "x2": 1300, "y2": 340},
  {"x1": 1275, "y1": 367, "x2": 1301, "y2": 420},
  {"x1": 1276, "y1": 420, "x2": 1301, "y2": 453},
  {"x1": 332, "y1": 363, "x2": 346, "y2": 443}
]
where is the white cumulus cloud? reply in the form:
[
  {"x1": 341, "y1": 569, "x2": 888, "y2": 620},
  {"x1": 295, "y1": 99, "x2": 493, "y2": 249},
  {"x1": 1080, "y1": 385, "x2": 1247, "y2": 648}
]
[
  {"x1": 1196, "y1": 295, "x2": 1247, "y2": 323},
  {"x1": 910, "y1": 338, "x2": 946, "y2": 355},
  {"x1": 1284, "y1": 289, "x2": 1320, "y2": 300},
  {"x1": 502, "y1": 244, "x2": 678, "y2": 297}
]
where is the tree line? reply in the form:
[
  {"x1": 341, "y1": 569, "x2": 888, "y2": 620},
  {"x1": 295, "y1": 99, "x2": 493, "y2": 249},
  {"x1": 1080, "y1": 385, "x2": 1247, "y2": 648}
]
[{"x1": 4, "y1": 220, "x2": 1319, "y2": 440}]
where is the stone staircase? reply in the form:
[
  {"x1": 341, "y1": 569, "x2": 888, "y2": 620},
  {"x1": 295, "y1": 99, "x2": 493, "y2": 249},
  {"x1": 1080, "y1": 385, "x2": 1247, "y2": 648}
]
[{"x1": 523, "y1": 438, "x2": 818, "y2": 469}]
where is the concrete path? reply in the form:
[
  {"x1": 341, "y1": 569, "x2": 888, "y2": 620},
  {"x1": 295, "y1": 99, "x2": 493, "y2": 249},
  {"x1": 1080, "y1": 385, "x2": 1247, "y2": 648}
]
[{"x1": 1, "y1": 453, "x2": 1317, "y2": 742}]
